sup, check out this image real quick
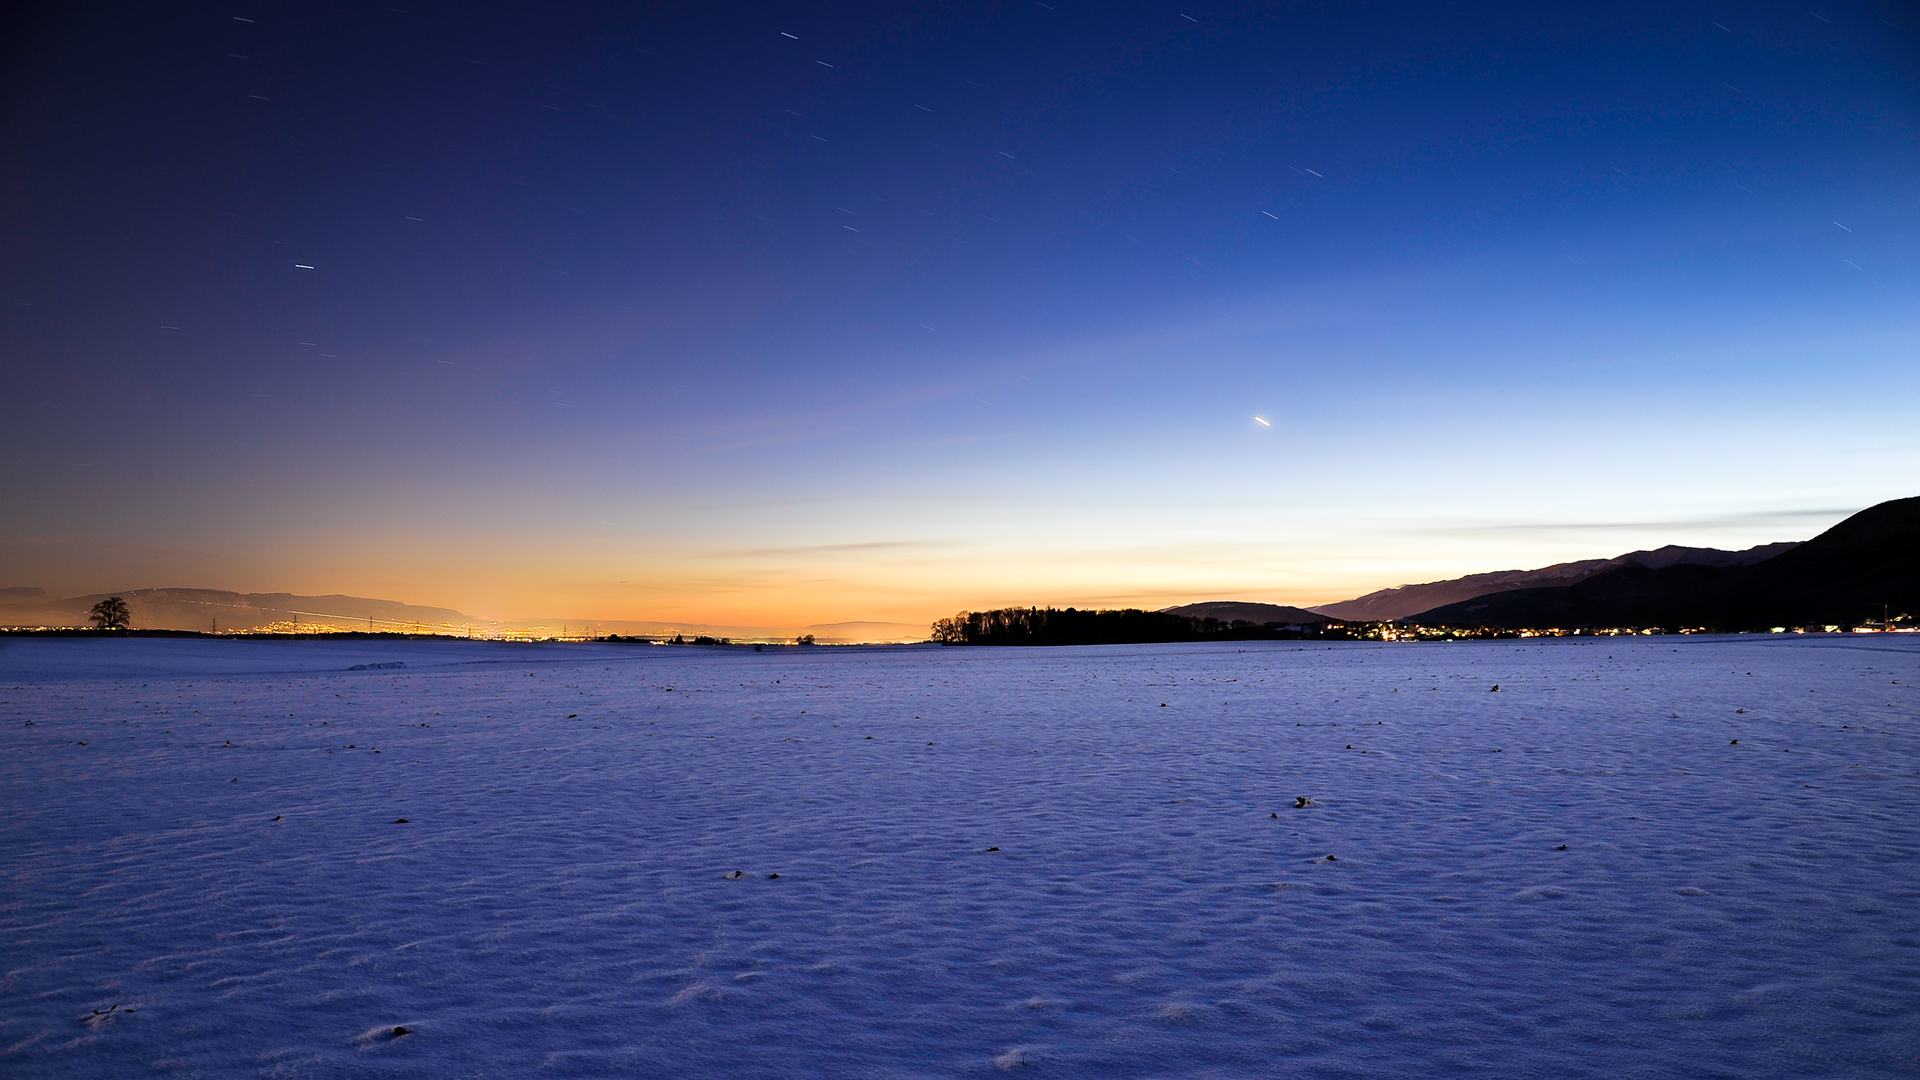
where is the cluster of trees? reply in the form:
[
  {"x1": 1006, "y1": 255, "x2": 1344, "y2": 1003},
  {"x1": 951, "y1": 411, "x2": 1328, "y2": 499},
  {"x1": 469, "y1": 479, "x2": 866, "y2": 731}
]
[{"x1": 930, "y1": 607, "x2": 1333, "y2": 646}]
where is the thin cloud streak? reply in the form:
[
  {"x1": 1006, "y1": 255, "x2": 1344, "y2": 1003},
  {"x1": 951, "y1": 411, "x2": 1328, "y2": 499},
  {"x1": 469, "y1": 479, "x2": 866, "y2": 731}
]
[
  {"x1": 1424, "y1": 507, "x2": 1859, "y2": 536},
  {"x1": 712, "y1": 540, "x2": 947, "y2": 559}
]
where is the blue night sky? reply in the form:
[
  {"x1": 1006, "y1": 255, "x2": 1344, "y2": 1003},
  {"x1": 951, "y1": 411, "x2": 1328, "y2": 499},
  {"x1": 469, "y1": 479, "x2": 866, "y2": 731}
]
[{"x1": 4, "y1": 0, "x2": 1917, "y2": 628}]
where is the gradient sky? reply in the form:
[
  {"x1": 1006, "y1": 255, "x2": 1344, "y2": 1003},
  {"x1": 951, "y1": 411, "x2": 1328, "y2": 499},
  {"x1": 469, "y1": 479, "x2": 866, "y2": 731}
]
[{"x1": 4, "y1": 0, "x2": 1917, "y2": 628}]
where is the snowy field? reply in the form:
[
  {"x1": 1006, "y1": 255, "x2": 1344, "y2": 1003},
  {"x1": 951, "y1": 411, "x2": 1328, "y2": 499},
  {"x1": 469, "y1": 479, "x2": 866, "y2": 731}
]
[{"x1": 1, "y1": 634, "x2": 1916, "y2": 1079}]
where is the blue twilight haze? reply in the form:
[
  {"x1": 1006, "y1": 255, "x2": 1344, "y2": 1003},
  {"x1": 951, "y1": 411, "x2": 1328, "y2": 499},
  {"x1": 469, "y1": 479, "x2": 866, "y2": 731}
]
[{"x1": 2, "y1": 0, "x2": 1916, "y2": 626}]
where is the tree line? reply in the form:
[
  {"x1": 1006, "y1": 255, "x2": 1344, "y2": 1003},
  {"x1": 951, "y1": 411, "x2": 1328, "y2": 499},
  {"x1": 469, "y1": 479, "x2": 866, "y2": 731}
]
[{"x1": 930, "y1": 607, "x2": 1336, "y2": 646}]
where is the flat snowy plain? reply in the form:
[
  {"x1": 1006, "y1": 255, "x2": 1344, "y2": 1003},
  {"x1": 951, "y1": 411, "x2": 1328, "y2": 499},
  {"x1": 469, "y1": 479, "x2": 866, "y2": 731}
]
[{"x1": 1, "y1": 635, "x2": 1916, "y2": 1079}]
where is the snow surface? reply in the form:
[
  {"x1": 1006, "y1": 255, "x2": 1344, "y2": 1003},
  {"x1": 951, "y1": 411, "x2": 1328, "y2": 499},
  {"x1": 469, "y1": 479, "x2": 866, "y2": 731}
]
[{"x1": 1, "y1": 634, "x2": 1916, "y2": 1078}]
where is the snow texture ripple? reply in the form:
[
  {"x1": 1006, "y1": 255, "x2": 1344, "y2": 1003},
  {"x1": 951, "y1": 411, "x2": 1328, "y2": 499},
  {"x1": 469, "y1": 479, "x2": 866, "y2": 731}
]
[{"x1": 0, "y1": 635, "x2": 1916, "y2": 1078}]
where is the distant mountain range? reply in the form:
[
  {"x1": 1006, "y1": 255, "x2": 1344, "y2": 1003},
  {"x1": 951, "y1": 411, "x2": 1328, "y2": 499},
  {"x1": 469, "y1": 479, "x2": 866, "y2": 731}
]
[
  {"x1": 0, "y1": 588, "x2": 479, "y2": 633},
  {"x1": 1310, "y1": 542, "x2": 1799, "y2": 622},
  {"x1": 1407, "y1": 496, "x2": 1917, "y2": 630},
  {"x1": 1164, "y1": 497, "x2": 1914, "y2": 632},
  {"x1": 0, "y1": 587, "x2": 926, "y2": 642}
]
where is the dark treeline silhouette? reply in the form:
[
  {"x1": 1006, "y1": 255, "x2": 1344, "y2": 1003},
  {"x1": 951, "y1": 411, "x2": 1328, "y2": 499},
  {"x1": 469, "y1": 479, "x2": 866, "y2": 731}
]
[{"x1": 931, "y1": 607, "x2": 1335, "y2": 646}]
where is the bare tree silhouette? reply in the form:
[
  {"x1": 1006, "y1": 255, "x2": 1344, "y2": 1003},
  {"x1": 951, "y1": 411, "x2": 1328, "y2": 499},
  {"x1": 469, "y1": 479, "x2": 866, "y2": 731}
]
[{"x1": 88, "y1": 596, "x2": 131, "y2": 630}]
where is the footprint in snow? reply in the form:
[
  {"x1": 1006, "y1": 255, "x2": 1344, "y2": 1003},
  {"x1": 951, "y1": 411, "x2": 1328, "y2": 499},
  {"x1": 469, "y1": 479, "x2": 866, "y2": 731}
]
[
  {"x1": 994, "y1": 1046, "x2": 1038, "y2": 1070},
  {"x1": 1157, "y1": 1001, "x2": 1205, "y2": 1023},
  {"x1": 668, "y1": 982, "x2": 725, "y2": 1005}
]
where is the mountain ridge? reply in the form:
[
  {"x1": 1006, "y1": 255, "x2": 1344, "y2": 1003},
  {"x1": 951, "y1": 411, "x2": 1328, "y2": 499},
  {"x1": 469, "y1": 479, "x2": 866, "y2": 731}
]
[
  {"x1": 1408, "y1": 497, "x2": 1918, "y2": 629},
  {"x1": 1309, "y1": 542, "x2": 1799, "y2": 622}
]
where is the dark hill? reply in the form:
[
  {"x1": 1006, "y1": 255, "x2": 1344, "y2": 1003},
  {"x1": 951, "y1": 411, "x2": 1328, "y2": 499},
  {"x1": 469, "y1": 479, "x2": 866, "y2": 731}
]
[
  {"x1": 1410, "y1": 497, "x2": 1919, "y2": 630},
  {"x1": 1160, "y1": 602, "x2": 1331, "y2": 625}
]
